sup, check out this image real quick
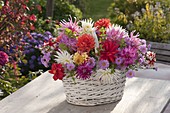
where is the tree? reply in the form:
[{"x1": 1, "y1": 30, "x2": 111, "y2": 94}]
[{"x1": 46, "y1": 0, "x2": 54, "y2": 18}]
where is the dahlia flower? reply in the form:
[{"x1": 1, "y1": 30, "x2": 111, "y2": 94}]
[
  {"x1": 120, "y1": 46, "x2": 138, "y2": 66},
  {"x1": 106, "y1": 24, "x2": 128, "y2": 40},
  {"x1": 95, "y1": 68, "x2": 119, "y2": 83},
  {"x1": 81, "y1": 19, "x2": 94, "y2": 33},
  {"x1": 55, "y1": 50, "x2": 73, "y2": 64},
  {"x1": 100, "y1": 39, "x2": 119, "y2": 63},
  {"x1": 94, "y1": 18, "x2": 111, "y2": 29},
  {"x1": 60, "y1": 16, "x2": 81, "y2": 35},
  {"x1": 76, "y1": 63, "x2": 92, "y2": 80},
  {"x1": 73, "y1": 52, "x2": 88, "y2": 65},
  {"x1": 77, "y1": 34, "x2": 95, "y2": 53},
  {"x1": 146, "y1": 51, "x2": 156, "y2": 66},
  {"x1": 81, "y1": 19, "x2": 99, "y2": 50},
  {"x1": 126, "y1": 31, "x2": 141, "y2": 47}
]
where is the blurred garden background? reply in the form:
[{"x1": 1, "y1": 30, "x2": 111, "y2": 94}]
[{"x1": 0, "y1": 0, "x2": 170, "y2": 99}]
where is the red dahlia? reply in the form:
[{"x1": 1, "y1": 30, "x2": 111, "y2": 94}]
[
  {"x1": 100, "y1": 40, "x2": 119, "y2": 63},
  {"x1": 77, "y1": 34, "x2": 95, "y2": 53},
  {"x1": 94, "y1": 18, "x2": 111, "y2": 30},
  {"x1": 49, "y1": 63, "x2": 65, "y2": 80}
]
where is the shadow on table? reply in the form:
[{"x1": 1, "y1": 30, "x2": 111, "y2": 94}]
[{"x1": 47, "y1": 100, "x2": 120, "y2": 113}]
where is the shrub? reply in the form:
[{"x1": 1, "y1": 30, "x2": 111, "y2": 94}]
[
  {"x1": 0, "y1": 62, "x2": 40, "y2": 98},
  {"x1": 0, "y1": 51, "x2": 29, "y2": 98},
  {"x1": 68, "y1": 0, "x2": 88, "y2": 14},
  {"x1": 26, "y1": 0, "x2": 82, "y2": 35},
  {"x1": 0, "y1": 0, "x2": 38, "y2": 63},
  {"x1": 53, "y1": 0, "x2": 82, "y2": 20},
  {"x1": 129, "y1": 3, "x2": 170, "y2": 42},
  {"x1": 0, "y1": 0, "x2": 39, "y2": 98},
  {"x1": 108, "y1": 0, "x2": 170, "y2": 42},
  {"x1": 28, "y1": 0, "x2": 82, "y2": 21},
  {"x1": 34, "y1": 17, "x2": 59, "y2": 37},
  {"x1": 0, "y1": 0, "x2": 37, "y2": 47}
]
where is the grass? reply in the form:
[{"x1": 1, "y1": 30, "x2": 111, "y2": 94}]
[{"x1": 84, "y1": 0, "x2": 113, "y2": 20}]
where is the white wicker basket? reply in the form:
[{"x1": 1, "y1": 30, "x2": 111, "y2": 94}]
[{"x1": 62, "y1": 72, "x2": 126, "y2": 106}]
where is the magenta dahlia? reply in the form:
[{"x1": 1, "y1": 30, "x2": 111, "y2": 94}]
[{"x1": 76, "y1": 63, "x2": 93, "y2": 80}]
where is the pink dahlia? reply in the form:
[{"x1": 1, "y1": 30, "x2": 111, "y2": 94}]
[
  {"x1": 0, "y1": 51, "x2": 9, "y2": 66},
  {"x1": 120, "y1": 46, "x2": 138, "y2": 66},
  {"x1": 60, "y1": 16, "x2": 81, "y2": 35},
  {"x1": 126, "y1": 31, "x2": 141, "y2": 47},
  {"x1": 106, "y1": 24, "x2": 128, "y2": 41}
]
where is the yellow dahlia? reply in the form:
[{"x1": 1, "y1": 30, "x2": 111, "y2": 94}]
[{"x1": 73, "y1": 52, "x2": 88, "y2": 65}]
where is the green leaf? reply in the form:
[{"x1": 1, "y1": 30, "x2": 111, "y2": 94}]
[{"x1": 59, "y1": 43, "x2": 69, "y2": 51}]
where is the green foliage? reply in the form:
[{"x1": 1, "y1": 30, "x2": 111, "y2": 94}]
[
  {"x1": 28, "y1": 0, "x2": 82, "y2": 21},
  {"x1": 0, "y1": 0, "x2": 36, "y2": 40},
  {"x1": 28, "y1": 70, "x2": 43, "y2": 80},
  {"x1": 0, "y1": 63, "x2": 41, "y2": 99},
  {"x1": 0, "y1": 63, "x2": 29, "y2": 98},
  {"x1": 0, "y1": 0, "x2": 4, "y2": 9},
  {"x1": 27, "y1": 0, "x2": 46, "y2": 18},
  {"x1": 68, "y1": 0, "x2": 88, "y2": 14},
  {"x1": 27, "y1": 0, "x2": 82, "y2": 35},
  {"x1": 84, "y1": 0, "x2": 113, "y2": 20},
  {"x1": 108, "y1": 0, "x2": 170, "y2": 42},
  {"x1": 0, "y1": 79, "x2": 17, "y2": 97},
  {"x1": 129, "y1": 3, "x2": 170, "y2": 42},
  {"x1": 53, "y1": 0, "x2": 82, "y2": 20},
  {"x1": 34, "y1": 17, "x2": 59, "y2": 36},
  {"x1": 108, "y1": 0, "x2": 140, "y2": 26}
]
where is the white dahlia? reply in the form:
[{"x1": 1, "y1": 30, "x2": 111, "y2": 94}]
[
  {"x1": 94, "y1": 68, "x2": 119, "y2": 84},
  {"x1": 81, "y1": 19, "x2": 94, "y2": 33},
  {"x1": 55, "y1": 50, "x2": 73, "y2": 64}
]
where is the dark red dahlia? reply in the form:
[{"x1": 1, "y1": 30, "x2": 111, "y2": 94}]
[{"x1": 100, "y1": 40, "x2": 119, "y2": 63}]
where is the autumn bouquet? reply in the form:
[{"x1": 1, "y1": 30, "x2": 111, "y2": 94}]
[{"x1": 40, "y1": 17, "x2": 156, "y2": 106}]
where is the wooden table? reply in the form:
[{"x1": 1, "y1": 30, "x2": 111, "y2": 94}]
[{"x1": 0, "y1": 71, "x2": 170, "y2": 113}]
